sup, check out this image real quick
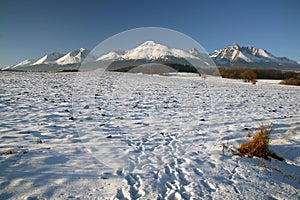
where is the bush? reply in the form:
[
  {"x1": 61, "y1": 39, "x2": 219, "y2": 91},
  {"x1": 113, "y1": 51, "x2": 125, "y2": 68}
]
[
  {"x1": 240, "y1": 70, "x2": 257, "y2": 83},
  {"x1": 279, "y1": 78, "x2": 300, "y2": 86},
  {"x1": 251, "y1": 79, "x2": 257, "y2": 84},
  {"x1": 237, "y1": 124, "x2": 283, "y2": 160}
]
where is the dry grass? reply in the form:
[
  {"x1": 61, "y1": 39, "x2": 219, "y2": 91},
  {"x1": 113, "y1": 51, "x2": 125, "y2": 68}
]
[
  {"x1": 237, "y1": 124, "x2": 284, "y2": 160},
  {"x1": 245, "y1": 129, "x2": 253, "y2": 137}
]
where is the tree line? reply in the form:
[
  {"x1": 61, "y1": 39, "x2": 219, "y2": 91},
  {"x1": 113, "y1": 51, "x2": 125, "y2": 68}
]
[{"x1": 218, "y1": 67, "x2": 300, "y2": 85}]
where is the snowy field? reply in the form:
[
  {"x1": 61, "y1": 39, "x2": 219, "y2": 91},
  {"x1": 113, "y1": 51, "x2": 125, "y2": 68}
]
[{"x1": 0, "y1": 71, "x2": 299, "y2": 199}]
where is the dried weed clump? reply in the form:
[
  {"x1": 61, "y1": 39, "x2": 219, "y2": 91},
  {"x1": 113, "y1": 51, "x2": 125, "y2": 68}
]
[{"x1": 237, "y1": 124, "x2": 284, "y2": 161}]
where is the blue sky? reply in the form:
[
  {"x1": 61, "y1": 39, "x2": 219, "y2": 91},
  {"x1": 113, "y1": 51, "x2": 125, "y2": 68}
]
[{"x1": 0, "y1": 0, "x2": 299, "y2": 67}]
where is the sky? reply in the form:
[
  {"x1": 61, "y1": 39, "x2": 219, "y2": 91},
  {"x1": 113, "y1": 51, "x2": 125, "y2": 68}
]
[{"x1": 0, "y1": 0, "x2": 299, "y2": 67}]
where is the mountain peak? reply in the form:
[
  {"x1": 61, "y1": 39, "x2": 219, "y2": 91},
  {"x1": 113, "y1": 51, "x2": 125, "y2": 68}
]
[
  {"x1": 99, "y1": 40, "x2": 199, "y2": 61},
  {"x1": 56, "y1": 48, "x2": 89, "y2": 65},
  {"x1": 79, "y1": 47, "x2": 86, "y2": 52},
  {"x1": 31, "y1": 52, "x2": 64, "y2": 66},
  {"x1": 189, "y1": 48, "x2": 202, "y2": 57},
  {"x1": 97, "y1": 51, "x2": 122, "y2": 61},
  {"x1": 140, "y1": 40, "x2": 157, "y2": 47},
  {"x1": 69, "y1": 48, "x2": 89, "y2": 55},
  {"x1": 232, "y1": 43, "x2": 240, "y2": 50}
]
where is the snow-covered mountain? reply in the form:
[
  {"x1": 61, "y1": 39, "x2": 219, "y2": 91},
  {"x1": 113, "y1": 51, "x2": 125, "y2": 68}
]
[
  {"x1": 2, "y1": 59, "x2": 34, "y2": 70},
  {"x1": 31, "y1": 52, "x2": 65, "y2": 66},
  {"x1": 211, "y1": 43, "x2": 300, "y2": 70},
  {"x1": 96, "y1": 41, "x2": 202, "y2": 62},
  {"x1": 3, "y1": 48, "x2": 90, "y2": 71},
  {"x1": 124, "y1": 41, "x2": 200, "y2": 60},
  {"x1": 56, "y1": 48, "x2": 89, "y2": 65},
  {"x1": 96, "y1": 51, "x2": 123, "y2": 61},
  {"x1": 96, "y1": 41, "x2": 213, "y2": 73}
]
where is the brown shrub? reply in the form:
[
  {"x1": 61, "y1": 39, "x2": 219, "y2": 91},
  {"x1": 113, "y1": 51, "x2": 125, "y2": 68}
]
[
  {"x1": 240, "y1": 70, "x2": 257, "y2": 83},
  {"x1": 279, "y1": 78, "x2": 300, "y2": 86},
  {"x1": 251, "y1": 79, "x2": 257, "y2": 84},
  {"x1": 237, "y1": 125, "x2": 273, "y2": 158},
  {"x1": 237, "y1": 124, "x2": 278, "y2": 159}
]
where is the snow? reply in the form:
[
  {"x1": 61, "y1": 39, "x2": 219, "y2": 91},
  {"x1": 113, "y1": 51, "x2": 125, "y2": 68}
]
[
  {"x1": 8, "y1": 59, "x2": 34, "y2": 69},
  {"x1": 238, "y1": 51, "x2": 261, "y2": 63},
  {"x1": 230, "y1": 49, "x2": 239, "y2": 61},
  {"x1": 31, "y1": 52, "x2": 64, "y2": 65},
  {"x1": 31, "y1": 55, "x2": 50, "y2": 65},
  {"x1": 170, "y1": 48, "x2": 199, "y2": 59},
  {"x1": 0, "y1": 71, "x2": 299, "y2": 199},
  {"x1": 120, "y1": 41, "x2": 171, "y2": 60},
  {"x1": 96, "y1": 51, "x2": 122, "y2": 61},
  {"x1": 256, "y1": 48, "x2": 273, "y2": 58}
]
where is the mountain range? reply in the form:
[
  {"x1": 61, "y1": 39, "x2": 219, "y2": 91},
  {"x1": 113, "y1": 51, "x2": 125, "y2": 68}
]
[
  {"x1": 2, "y1": 41, "x2": 300, "y2": 72},
  {"x1": 211, "y1": 43, "x2": 299, "y2": 69},
  {"x1": 2, "y1": 48, "x2": 90, "y2": 72}
]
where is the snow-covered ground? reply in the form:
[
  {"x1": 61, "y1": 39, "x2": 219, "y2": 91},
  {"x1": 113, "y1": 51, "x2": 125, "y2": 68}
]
[{"x1": 0, "y1": 71, "x2": 299, "y2": 199}]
